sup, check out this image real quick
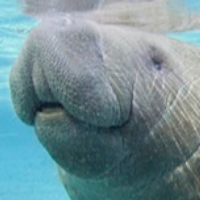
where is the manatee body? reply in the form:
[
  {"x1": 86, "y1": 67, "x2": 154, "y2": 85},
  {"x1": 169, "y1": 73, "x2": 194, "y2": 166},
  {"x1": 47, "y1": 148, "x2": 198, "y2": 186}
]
[
  {"x1": 19, "y1": 0, "x2": 100, "y2": 15},
  {"x1": 19, "y1": 0, "x2": 155, "y2": 16},
  {"x1": 10, "y1": 1, "x2": 200, "y2": 200},
  {"x1": 19, "y1": 0, "x2": 200, "y2": 32}
]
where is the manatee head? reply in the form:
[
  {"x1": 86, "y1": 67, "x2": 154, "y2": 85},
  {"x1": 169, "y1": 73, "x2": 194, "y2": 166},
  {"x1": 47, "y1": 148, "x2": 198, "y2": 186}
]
[{"x1": 10, "y1": 16, "x2": 200, "y2": 200}]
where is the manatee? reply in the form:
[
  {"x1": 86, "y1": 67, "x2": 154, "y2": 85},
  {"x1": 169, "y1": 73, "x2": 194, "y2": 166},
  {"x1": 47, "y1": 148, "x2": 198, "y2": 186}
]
[
  {"x1": 18, "y1": 0, "x2": 100, "y2": 15},
  {"x1": 18, "y1": 0, "x2": 200, "y2": 32},
  {"x1": 10, "y1": 1, "x2": 200, "y2": 200}
]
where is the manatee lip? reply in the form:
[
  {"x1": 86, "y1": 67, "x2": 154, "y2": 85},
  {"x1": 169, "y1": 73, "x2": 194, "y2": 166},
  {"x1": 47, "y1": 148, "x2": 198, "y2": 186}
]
[{"x1": 37, "y1": 102, "x2": 65, "y2": 116}]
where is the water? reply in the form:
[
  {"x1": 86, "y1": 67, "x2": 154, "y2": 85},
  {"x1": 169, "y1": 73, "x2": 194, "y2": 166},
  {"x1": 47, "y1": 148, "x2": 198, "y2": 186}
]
[
  {"x1": 1, "y1": 0, "x2": 200, "y2": 200},
  {"x1": 0, "y1": 1, "x2": 68, "y2": 200}
]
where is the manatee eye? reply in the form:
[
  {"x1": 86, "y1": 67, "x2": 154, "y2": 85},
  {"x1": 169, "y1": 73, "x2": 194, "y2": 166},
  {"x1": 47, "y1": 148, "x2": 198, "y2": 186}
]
[
  {"x1": 149, "y1": 45, "x2": 165, "y2": 71},
  {"x1": 152, "y1": 58, "x2": 162, "y2": 71}
]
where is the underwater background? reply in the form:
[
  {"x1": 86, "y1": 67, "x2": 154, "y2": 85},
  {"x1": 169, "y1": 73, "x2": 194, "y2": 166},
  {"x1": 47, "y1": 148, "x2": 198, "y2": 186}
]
[{"x1": 1, "y1": 0, "x2": 200, "y2": 199}]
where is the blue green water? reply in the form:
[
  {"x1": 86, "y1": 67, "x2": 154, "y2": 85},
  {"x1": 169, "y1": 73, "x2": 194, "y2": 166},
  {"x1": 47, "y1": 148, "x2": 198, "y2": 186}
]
[
  {"x1": 0, "y1": 1, "x2": 68, "y2": 200},
  {"x1": 1, "y1": 0, "x2": 200, "y2": 200}
]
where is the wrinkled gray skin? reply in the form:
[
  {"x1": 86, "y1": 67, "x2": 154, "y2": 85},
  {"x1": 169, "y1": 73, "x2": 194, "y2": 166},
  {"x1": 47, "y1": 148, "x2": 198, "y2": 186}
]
[{"x1": 10, "y1": 0, "x2": 200, "y2": 200}]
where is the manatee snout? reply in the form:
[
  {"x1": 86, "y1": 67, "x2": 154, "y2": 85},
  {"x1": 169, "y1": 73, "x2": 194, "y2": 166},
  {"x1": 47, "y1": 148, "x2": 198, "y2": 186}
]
[
  {"x1": 10, "y1": 17, "x2": 132, "y2": 128},
  {"x1": 9, "y1": 18, "x2": 135, "y2": 178}
]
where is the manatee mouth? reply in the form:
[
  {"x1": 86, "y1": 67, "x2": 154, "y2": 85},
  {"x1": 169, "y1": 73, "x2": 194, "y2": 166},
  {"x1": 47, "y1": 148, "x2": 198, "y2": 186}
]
[
  {"x1": 38, "y1": 102, "x2": 64, "y2": 114},
  {"x1": 36, "y1": 102, "x2": 70, "y2": 121},
  {"x1": 34, "y1": 99, "x2": 132, "y2": 179}
]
